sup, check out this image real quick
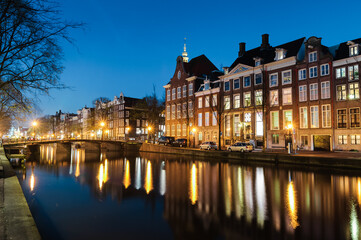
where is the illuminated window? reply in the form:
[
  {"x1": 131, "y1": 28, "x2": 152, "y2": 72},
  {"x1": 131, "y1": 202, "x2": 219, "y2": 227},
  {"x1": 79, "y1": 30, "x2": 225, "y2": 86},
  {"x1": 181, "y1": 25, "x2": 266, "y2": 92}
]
[
  {"x1": 167, "y1": 90, "x2": 170, "y2": 101},
  {"x1": 270, "y1": 90, "x2": 278, "y2": 106},
  {"x1": 336, "y1": 67, "x2": 346, "y2": 79},
  {"x1": 322, "y1": 104, "x2": 331, "y2": 128},
  {"x1": 350, "y1": 45, "x2": 359, "y2": 56},
  {"x1": 321, "y1": 81, "x2": 330, "y2": 99},
  {"x1": 300, "y1": 107, "x2": 308, "y2": 128},
  {"x1": 270, "y1": 111, "x2": 279, "y2": 130},
  {"x1": 205, "y1": 112, "x2": 209, "y2": 126},
  {"x1": 337, "y1": 109, "x2": 347, "y2": 128},
  {"x1": 310, "y1": 83, "x2": 318, "y2": 100},
  {"x1": 337, "y1": 85, "x2": 346, "y2": 101},
  {"x1": 299, "y1": 85, "x2": 307, "y2": 102},
  {"x1": 198, "y1": 97, "x2": 202, "y2": 108},
  {"x1": 351, "y1": 135, "x2": 360, "y2": 145},
  {"x1": 255, "y1": 90, "x2": 262, "y2": 106},
  {"x1": 224, "y1": 96, "x2": 230, "y2": 110},
  {"x1": 348, "y1": 65, "x2": 359, "y2": 81},
  {"x1": 233, "y1": 94, "x2": 240, "y2": 108},
  {"x1": 338, "y1": 135, "x2": 347, "y2": 145},
  {"x1": 198, "y1": 113, "x2": 202, "y2": 126},
  {"x1": 172, "y1": 88, "x2": 176, "y2": 100},
  {"x1": 272, "y1": 134, "x2": 279, "y2": 144},
  {"x1": 283, "y1": 110, "x2": 292, "y2": 128},
  {"x1": 282, "y1": 88, "x2": 292, "y2": 105},
  {"x1": 349, "y1": 83, "x2": 360, "y2": 99},
  {"x1": 243, "y1": 92, "x2": 251, "y2": 107},
  {"x1": 310, "y1": 106, "x2": 319, "y2": 128},
  {"x1": 350, "y1": 108, "x2": 360, "y2": 128}
]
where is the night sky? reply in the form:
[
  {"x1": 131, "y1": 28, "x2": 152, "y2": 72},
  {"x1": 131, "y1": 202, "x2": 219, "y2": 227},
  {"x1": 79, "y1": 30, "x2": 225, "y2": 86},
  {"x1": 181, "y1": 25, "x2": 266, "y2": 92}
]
[{"x1": 36, "y1": 0, "x2": 361, "y2": 117}]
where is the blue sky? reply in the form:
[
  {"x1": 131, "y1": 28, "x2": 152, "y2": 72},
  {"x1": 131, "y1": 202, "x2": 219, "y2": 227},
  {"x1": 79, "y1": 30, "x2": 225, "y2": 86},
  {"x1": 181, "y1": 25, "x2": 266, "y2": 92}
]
[{"x1": 36, "y1": 0, "x2": 361, "y2": 115}]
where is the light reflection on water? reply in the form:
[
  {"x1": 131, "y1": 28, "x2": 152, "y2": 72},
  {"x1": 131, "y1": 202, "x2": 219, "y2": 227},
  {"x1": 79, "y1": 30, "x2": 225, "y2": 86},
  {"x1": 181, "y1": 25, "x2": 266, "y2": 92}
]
[{"x1": 16, "y1": 143, "x2": 361, "y2": 240}]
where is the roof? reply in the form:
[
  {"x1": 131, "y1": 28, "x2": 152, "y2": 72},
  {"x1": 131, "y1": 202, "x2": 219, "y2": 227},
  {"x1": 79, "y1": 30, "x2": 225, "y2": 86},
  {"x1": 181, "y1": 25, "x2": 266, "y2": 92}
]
[
  {"x1": 124, "y1": 96, "x2": 143, "y2": 107},
  {"x1": 183, "y1": 54, "x2": 219, "y2": 77},
  {"x1": 333, "y1": 37, "x2": 361, "y2": 60},
  {"x1": 229, "y1": 37, "x2": 305, "y2": 71}
]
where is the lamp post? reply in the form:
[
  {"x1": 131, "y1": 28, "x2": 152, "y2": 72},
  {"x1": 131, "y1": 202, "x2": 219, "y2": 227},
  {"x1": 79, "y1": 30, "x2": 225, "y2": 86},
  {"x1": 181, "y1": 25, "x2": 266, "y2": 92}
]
[
  {"x1": 32, "y1": 121, "x2": 37, "y2": 141},
  {"x1": 285, "y1": 124, "x2": 293, "y2": 154},
  {"x1": 100, "y1": 121, "x2": 105, "y2": 140},
  {"x1": 125, "y1": 127, "x2": 130, "y2": 142},
  {"x1": 192, "y1": 127, "x2": 196, "y2": 148},
  {"x1": 147, "y1": 126, "x2": 152, "y2": 143}
]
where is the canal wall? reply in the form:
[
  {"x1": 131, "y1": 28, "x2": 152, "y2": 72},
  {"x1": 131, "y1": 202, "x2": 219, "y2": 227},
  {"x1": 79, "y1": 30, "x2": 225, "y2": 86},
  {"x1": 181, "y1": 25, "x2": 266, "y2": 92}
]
[
  {"x1": 139, "y1": 143, "x2": 361, "y2": 170},
  {"x1": 0, "y1": 147, "x2": 41, "y2": 240}
]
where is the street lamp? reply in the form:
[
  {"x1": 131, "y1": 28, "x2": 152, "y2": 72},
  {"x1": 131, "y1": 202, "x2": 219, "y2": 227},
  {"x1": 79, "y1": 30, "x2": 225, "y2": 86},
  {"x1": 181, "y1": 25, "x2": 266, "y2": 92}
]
[
  {"x1": 147, "y1": 126, "x2": 152, "y2": 143},
  {"x1": 285, "y1": 124, "x2": 293, "y2": 154},
  {"x1": 192, "y1": 127, "x2": 197, "y2": 148},
  {"x1": 125, "y1": 127, "x2": 130, "y2": 142},
  {"x1": 100, "y1": 121, "x2": 105, "y2": 140},
  {"x1": 32, "y1": 121, "x2": 38, "y2": 140}
]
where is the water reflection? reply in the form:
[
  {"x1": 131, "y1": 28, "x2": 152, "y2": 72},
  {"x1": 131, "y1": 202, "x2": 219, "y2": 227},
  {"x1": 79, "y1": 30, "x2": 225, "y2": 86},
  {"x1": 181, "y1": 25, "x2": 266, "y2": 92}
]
[{"x1": 17, "y1": 148, "x2": 361, "y2": 240}]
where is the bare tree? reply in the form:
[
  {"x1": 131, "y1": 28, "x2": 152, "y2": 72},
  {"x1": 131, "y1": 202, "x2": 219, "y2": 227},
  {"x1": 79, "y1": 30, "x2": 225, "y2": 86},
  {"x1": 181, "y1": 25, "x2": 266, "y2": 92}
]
[{"x1": 0, "y1": 0, "x2": 82, "y2": 110}]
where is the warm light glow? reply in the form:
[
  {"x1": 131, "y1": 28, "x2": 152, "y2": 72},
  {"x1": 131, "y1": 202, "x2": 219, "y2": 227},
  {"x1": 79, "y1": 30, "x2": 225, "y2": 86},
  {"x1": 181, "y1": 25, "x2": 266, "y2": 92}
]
[
  {"x1": 286, "y1": 181, "x2": 299, "y2": 229},
  {"x1": 358, "y1": 178, "x2": 361, "y2": 206},
  {"x1": 189, "y1": 163, "x2": 198, "y2": 205},
  {"x1": 97, "y1": 159, "x2": 109, "y2": 190},
  {"x1": 192, "y1": 127, "x2": 196, "y2": 133},
  {"x1": 32, "y1": 121, "x2": 37, "y2": 127},
  {"x1": 91, "y1": 133, "x2": 94, "y2": 137},
  {"x1": 75, "y1": 150, "x2": 80, "y2": 177},
  {"x1": 30, "y1": 173, "x2": 35, "y2": 191},
  {"x1": 105, "y1": 130, "x2": 109, "y2": 133},
  {"x1": 144, "y1": 161, "x2": 153, "y2": 194},
  {"x1": 123, "y1": 160, "x2": 131, "y2": 189},
  {"x1": 350, "y1": 200, "x2": 360, "y2": 240},
  {"x1": 286, "y1": 124, "x2": 293, "y2": 129},
  {"x1": 148, "y1": 126, "x2": 152, "y2": 131},
  {"x1": 100, "y1": 121, "x2": 105, "y2": 127}
]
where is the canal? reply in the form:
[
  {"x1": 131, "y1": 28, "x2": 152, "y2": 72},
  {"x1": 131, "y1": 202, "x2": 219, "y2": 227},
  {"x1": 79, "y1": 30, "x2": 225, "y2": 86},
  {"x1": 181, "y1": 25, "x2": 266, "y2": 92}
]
[{"x1": 14, "y1": 144, "x2": 361, "y2": 240}]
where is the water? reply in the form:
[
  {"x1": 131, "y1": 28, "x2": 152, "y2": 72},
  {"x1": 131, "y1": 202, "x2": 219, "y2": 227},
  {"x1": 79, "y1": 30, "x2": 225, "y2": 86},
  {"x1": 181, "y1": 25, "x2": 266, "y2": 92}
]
[{"x1": 15, "y1": 144, "x2": 361, "y2": 240}]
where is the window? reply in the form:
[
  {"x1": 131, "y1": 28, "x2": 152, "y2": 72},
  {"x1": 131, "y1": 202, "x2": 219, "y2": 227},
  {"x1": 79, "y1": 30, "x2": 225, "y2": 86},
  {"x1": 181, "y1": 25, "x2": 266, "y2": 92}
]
[
  {"x1": 198, "y1": 97, "x2": 202, "y2": 108},
  {"x1": 166, "y1": 125, "x2": 170, "y2": 135},
  {"x1": 300, "y1": 107, "x2": 308, "y2": 128},
  {"x1": 338, "y1": 135, "x2": 347, "y2": 145},
  {"x1": 282, "y1": 70, "x2": 292, "y2": 85},
  {"x1": 212, "y1": 95, "x2": 217, "y2": 106},
  {"x1": 205, "y1": 96, "x2": 210, "y2": 107},
  {"x1": 256, "y1": 112, "x2": 263, "y2": 136},
  {"x1": 171, "y1": 105, "x2": 175, "y2": 119},
  {"x1": 224, "y1": 96, "x2": 230, "y2": 110},
  {"x1": 225, "y1": 115, "x2": 231, "y2": 137},
  {"x1": 212, "y1": 112, "x2": 217, "y2": 126},
  {"x1": 233, "y1": 94, "x2": 240, "y2": 108},
  {"x1": 244, "y1": 112, "x2": 251, "y2": 122},
  {"x1": 166, "y1": 105, "x2": 170, "y2": 120},
  {"x1": 243, "y1": 76, "x2": 251, "y2": 88},
  {"x1": 182, "y1": 124, "x2": 187, "y2": 136},
  {"x1": 182, "y1": 102, "x2": 187, "y2": 118},
  {"x1": 255, "y1": 59, "x2": 261, "y2": 66},
  {"x1": 299, "y1": 85, "x2": 307, "y2": 102},
  {"x1": 350, "y1": 45, "x2": 359, "y2": 56},
  {"x1": 182, "y1": 85, "x2": 187, "y2": 97},
  {"x1": 275, "y1": 49, "x2": 286, "y2": 60},
  {"x1": 336, "y1": 67, "x2": 346, "y2": 79},
  {"x1": 270, "y1": 73, "x2": 278, "y2": 87},
  {"x1": 272, "y1": 134, "x2": 279, "y2": 144},
  {"x1": 310, "y1": 83, "x2": 318, "y2": 100},
  {"x1": 310, "y1": 106, "x2": 319, "y2": 128},
  {"x1": 177, "y1": 124, "x2": 181, "y2": 136},
  {"x1": 234, "y1": 114, "x2": 240, "y2": 136},
  {"x1": 255, "y1": 73, "x2": 262, "y2": 85},
  {"x1": 337, "y1": 109, "x2": 347, "y2": 128},
  {"x1": 188, "y1": 83, "x2": 193, "y2": 96},
  {"x1": 188, "y1": 101, "x2": 193, "y2": 117},
  {"x1": 171, "y1": 125, "x2": 175, "y2": 136},
  {"x1": 205, "y1": 112, "x2": 209, "y2": 126},
  {"x1": 271, "y1": 111, "x2": 279, "y2": 130},
  {"x1": 177, "y1": 87, "x2": 181, "y2": 98},
  {"x1": 255, "y1": 90, "x2": 262, "y2": 106},
  {"x1": 321, "y1": 64, "x2": 330, "y2": 76},
  {"x1": 172, "y1": 88, "x2": 176, "y2": 100},
  {"x1": 167, "y1": 89, "x2": 170, "y2": 101},
  {"x1": 351, "y1": 135, "x2": 361, "y2": 145},
  {"x1": 204, "y1": 82, "x2": 210, "y2": 90},
  {"x1": 337, "y1": 85, "x2": 347, "y2": 101},
  {"x1": 349, "y1": 83, "x2": 360, "y2": 99},
  {"x1": 299, "y1": 69, "x2": 306, "y2": 80},
  {"x1": 309, "y1": 66, "x2": 318, "y2": 78},
  {"x1": 283, "y1": 110, "x2": 292, "y2": 128},
  {"x1": 309, "y1": 51, "x2": 317, "y2": 62},
  {"x1": 198, "y1": 113, "x2": 202, "y2": 126},
  {"x1": 177, "y1": 104, "x2": 181, "y2": 119},
  {"x1": 321, "y1": 81, "x2": 330, "y2": 99},
  {"x1": 282, "y1": 88, "x2": 292, "y2": 105},
  {"x1": 322, "y1": 105, "x2": 331, "y2": 128},
  {"x1": 243, "y1": 92, "x2": 251, "y2": 107},
  {"x1": 350, "y1": 108, "x2": 360, "y2": 128},
  {"x1": 301, "y1": 136, "x2": 308, "y2": 146},
  {"x1": 198, "y1": 132, "x2": 203, "y2": 141},
  {"x1": 348, "y1": 65, "x2": 359, "y2": 81},
  {"x1": 224, "y1": 81, "x2": 230, "y2": 91},
  {"x1": 270, "y1": 90, "x2": 279, "y2": 106},
  {"x1": 234, "y1": 79, "x2": 240, "y2": 89}
]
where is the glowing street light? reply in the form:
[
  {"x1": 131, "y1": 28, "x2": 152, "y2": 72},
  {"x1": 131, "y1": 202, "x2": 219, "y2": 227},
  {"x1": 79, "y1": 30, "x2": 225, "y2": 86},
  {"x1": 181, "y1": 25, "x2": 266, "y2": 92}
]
[
  {"x1": 192, "y1": 127, "x2": 197, "y2": 148},
  {"x1": 100, "y1": 122, "x2": 105, "y2": 140},
  {"x1": 147, "y1": 126, "x2": 152, "y2": 143}
]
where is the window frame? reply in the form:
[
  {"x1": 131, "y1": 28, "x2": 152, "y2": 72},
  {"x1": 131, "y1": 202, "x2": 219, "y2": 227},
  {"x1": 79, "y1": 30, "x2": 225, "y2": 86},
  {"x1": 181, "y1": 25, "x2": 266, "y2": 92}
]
[
  {"x1": 282, "y1": 70, "x2": 292, "y2": 85},
  {"x1": 321, "y1": 64, "x2": 329, "y2": 76},
  {"x1": 298, "y1": 68, "x2": 307, "y2": 80},
  {"x1": 269, "y1": 73, "x2": 278, "y2": 87},
  {"x1": 309, "y1": 51, "x2": 317, "y2": 62},
  {"x1": 309, "y1": 66, "x2": 318, "y2": 78}
]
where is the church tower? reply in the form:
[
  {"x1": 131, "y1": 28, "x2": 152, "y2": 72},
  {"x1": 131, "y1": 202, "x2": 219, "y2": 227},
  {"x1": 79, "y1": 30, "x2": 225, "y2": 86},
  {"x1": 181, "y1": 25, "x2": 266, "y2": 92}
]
[{"x1": 182, "y1": 38, "x2": 189, "y2": 63}]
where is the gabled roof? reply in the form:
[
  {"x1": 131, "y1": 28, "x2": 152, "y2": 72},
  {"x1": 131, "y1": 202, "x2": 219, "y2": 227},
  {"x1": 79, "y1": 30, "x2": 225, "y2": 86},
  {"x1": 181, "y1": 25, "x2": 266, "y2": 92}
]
[
  {"x1": 124, "y1": 96, "x2": 143, "y2": 107},
  {"x1": 229, "y1": 37, "x2": 305, "y2": 71},
  {"x1": 333, "y1": 37, "x2": 361, "y2": 60},
  {"x1": 183, "y1": 54, "x2": 218, "y2": 77}
]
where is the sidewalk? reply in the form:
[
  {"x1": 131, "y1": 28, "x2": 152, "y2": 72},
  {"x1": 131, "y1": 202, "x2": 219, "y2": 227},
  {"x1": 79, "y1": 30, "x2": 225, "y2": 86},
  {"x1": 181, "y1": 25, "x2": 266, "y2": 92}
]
[{"x1": 0, "y1": 147, "x2": 41, "y2": 240}]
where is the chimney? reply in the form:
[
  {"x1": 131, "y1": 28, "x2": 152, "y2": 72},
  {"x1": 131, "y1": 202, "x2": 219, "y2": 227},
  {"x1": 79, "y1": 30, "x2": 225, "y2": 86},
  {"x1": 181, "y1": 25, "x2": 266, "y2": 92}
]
[
  {"x1": 238, "y1": 42, "x2": 246, "y2": 57},
  {"x1": 261, "y1": 34, "x2": 270, "y2": 49}
]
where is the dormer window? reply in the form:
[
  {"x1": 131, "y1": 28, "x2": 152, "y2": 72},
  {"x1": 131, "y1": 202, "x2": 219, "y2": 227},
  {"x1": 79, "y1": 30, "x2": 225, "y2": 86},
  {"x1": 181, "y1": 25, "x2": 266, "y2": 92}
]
[
  {"x1": 350, "y1": 45, "x2": 359, "y2": 56},
  {"x1": 254, "y1": 57, "x2": 262, "y2": 66},
  {"x1": 275, "y1": 48, "x2": 286, "y2": 61},
  {"x1": 309, "y1": 51, "x2": 317, "y2": 62}
]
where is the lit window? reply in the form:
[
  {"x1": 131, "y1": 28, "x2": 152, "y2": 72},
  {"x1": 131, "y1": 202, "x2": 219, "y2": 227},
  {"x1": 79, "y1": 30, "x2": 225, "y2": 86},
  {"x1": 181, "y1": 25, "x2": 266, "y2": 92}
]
[
  {"x1": 349, "y1": 83, "x2": 360, "y2": 99},
  {"x1": 350, "y1": 108, "x2": 360, "y2": 128},
  {"x1": 233, "y1": 94, "x2": 240, "y2": 108},
  {"x1": 198, "y1": 113, "x2": 202, "y2": 126},
  {"x1": 350, "y1": 45, "x2": 359, "y2": 56},
  {"x1": 336, "y1": 85, "x2": 346, "y2": 101},
  {"x1": 205, "y1": 96, "x2": 210, "y2": 107},
  {"x1": 283, "y1": 110, "x2": 292, "y2": 128},
  {"x1": 299, "y1": 85, "x2": 307, "y2": 102},
  {"x1": 255, "y1": 90, "x2": 262, "y2": 106},
  {"x1": 172, "y1": 88, "x2": 176, "y2": 100},
  {"x1": 198, "y1": 97, "x2": 202, "y2": 108},
  {"x1": 321, "y1": 81, "x2": 330, "y2": 99},
  {"x1": 282, "y1": 70, "x2": 292, "y2": 85},
  {"x1": 212, "y1": 95, "x2": 217, "y2": 106},
  {"x1": 322, "y1": 104, "x2": 331, "y2": 128},
  {"x1": 336, "y1": 67, "x2": 346, "y2": 79},
  {"x1": 337, "y1": 109, "x2": 347, "y2": 128},
  {"x1": 300, "y1": 107, "x2": 308, "y2": 128},
  {"x1": 272, "y1": 134, "x2": 279, "y2": 144},
  {"x1": 348, "y1": 65, "x2": 359, "y2": 81},
  {"x1": 270, "y1": 111, "x2": 279, "y2": 130},
  {"x1": 224, "y1": 96, "x2": 230, "y2": 110},
  {"x1": 167, "y1": 90, "x2": 170, "y2": 101},
  {"x1": 310, "y1": 83, "x2": 318, "y2": 100},
  {"x1": 282, "y1": 88, "x2": 292, "y2": 105},
  {"x1": 310, "y1": 106, "x2": 319, "y2": 128},
  {"x1": 177, "y1": 104, "x2": 181, "y2": 119},
  {"x1": 270, "y1": 90, "x2": 279, "y2": 106},
  {"x1": 243, "y1": 92, "x2": 251, "y2": 107},
  {"x1": 351, "y1": 135, "x2": 361, "y2": 145},
  {"x1": 338, "y1": 135, "x2": 347, "y2": 145},
  {"x1": 205, "y1": 112, "x2": 209, "y2": 126}
]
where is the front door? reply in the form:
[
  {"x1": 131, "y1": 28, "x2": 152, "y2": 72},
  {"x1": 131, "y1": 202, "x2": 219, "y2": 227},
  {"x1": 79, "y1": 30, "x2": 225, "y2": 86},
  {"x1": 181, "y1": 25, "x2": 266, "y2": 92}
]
[{"x1": 313, "y1": 135, "x2": 330, "y2": 151}]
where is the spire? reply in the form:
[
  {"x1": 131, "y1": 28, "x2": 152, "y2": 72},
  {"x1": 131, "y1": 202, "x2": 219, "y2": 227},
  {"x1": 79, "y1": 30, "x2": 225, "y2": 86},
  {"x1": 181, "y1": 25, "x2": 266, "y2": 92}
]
[{"x1": 182, "y1": 38, "x2": 189, "y2": 63}]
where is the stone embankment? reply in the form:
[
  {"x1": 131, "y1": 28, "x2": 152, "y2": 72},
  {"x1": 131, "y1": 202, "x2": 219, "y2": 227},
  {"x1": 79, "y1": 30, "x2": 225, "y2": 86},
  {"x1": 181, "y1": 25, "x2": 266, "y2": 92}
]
[{"x1": 140, "y1": 143, "x2": 361, "y2": 170}]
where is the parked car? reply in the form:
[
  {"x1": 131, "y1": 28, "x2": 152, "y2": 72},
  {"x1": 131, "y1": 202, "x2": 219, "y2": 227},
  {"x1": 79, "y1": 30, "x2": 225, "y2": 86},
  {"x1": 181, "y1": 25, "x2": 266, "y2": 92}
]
[
  {"x1": 158, "y1": 136, "x2": 175, "y2": 146},
  {"x1": 227, "y1": 142, "x2": 253, "y2": 152},
  {"x1": 172, "y1": 138, "x2": 187, "y2": 147},
  {"x1": 199, "y1": 142, "x2": 218, "y2": 150}
]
